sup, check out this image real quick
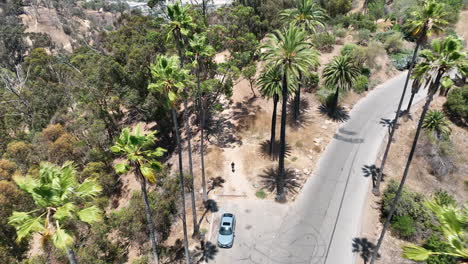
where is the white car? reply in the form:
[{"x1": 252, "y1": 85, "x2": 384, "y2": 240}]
[{"x1": 217, "y1": 213, "x2": 236, "y2": 248}]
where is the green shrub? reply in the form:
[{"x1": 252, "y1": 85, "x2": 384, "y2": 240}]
[
  {"x1": 383, "y1": 32, "x2": 404, "y2": 54},
  {"x1": 320, "y1": 0, "x2": 352, "y2": 17},
  {"x1": 354, "y1": 75, "x2": 369, "y2": 93},
  {"x1": 340, "y1": 43, "x2": 358, "y2": 56},
  {"x1": 256, "y1": 189, "x2": 267, "y2": 199},
  {"x1": 391, "y1": 215, "x2": 417, "y2": 239},
  {"x1": 333, "y1": 25, "x2": 347, "y2": 38},
  {"x1": 335, "y1": 13, "x2": 377, "y2": 32},
  {"x1": 353, "y1": 29, "x2": 372, "y2": 45},
  {"x1": 368, "y1": 0, "x2": 385, "y2": 20},
  {"x1": 316, "y1": 87, "x2": 335, "y2": 104},
  {"x1": 423, "y1": 234, "x2": 458, "y2": 264},
  {"x1": 390, "y1": 50, "x2": 412, "y2": 70},
  {"x1": 311, "y1": 32, "x2": 335, "y2": 52},
  {"x1": 303, "y1": 72, "x2": 320, "y2": 92},
  {"x1": 444, "y1": 85, "x2": 468, "y2": 126},
  {"x1": 382, "y1": 180, "x2": 433, "y2": 241},
  {"x1": 432, "y1": 190, "x2": 456, "y2": 206},
  {"x1": 353, "y1": 41, "x2": 385, "y2": 69}
]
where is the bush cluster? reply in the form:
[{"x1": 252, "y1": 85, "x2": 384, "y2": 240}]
[
  {"x1": 390, "y1": 50, "x2": 412, "y2": 70},
  {"x1": 333, "y1": 13, "x2": 377, "y2": 32},
  {"x1": 311, "y1": 32, "x2": 335, "y2": 53},
  {"x1": 353, "y1": 75, "x2": 369, "y2": 93},
  {"x1": 444, "y1": 85, "x2": 468, "y2": 126}
]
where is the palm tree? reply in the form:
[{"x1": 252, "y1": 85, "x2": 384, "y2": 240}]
[
  {"x1": 148, "y1": 55, "x2": 191, "y2": 264},
  {"x1": 8, "y1": 162, "x2": 103, "y2": 264},
  {"x1": 187, "y1": 33, "x2": 215, "y2": 202},
  {"x1": 402, "y1": 200, "x2": 468, "y2": 261},
  {"x1": 323, "y1": 55, "x2": 360, "y2": 111},
  {"x1": 111, "y1": 124, "x2": 166, "y2": 264},
  {"x1": 166, "y1": 2, "x2": 199, "y2": 237},
  {"x1": 261, "y1": 24, "x2": 317, "y2": 202},
  {"x1": 280, "y1": 0, "x2": 324, "y2": 121},
  {"x1": 423, "y1": 110, "x2": 452, "y2": 140},
  {"x1": 373, "y1": 0, "x2": 448, "y2": 194},
  {"x1": 257, "y1": 66, "x2": 296, "y2": 157},
  {"x1": 370, "y1": 36, "x2": 467, "y2": 264}
]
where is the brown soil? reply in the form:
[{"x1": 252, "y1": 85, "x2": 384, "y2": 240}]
[{"x1": 358, "y1": 96, "x2": 468, "y2": 264}]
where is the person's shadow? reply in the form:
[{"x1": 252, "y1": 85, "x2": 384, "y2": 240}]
[{"x1": 352, "y1": 237, "x2": 379, "y2": 264}]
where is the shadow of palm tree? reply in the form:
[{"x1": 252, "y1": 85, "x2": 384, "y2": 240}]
[
  {"x1": 258, "y1": 140, "x2": 292, "y2": 161},
  {"x1": 259, "y1": 167, "x2": 300, "y2": 196},
  {"x1": 191, "y1": 241, "x2": 218, "y2": 263},
  {"x1": 163, "y1": 239, "x2": 185, "y2": 264},
  {"x1": 352, "y1": 237, "x2": 379, "y2": 264},
  {"x1": 198, "y1": 199, "x2": 219, "y2": 226},
  {"x1": 318, "y1": 104, "x2": 350, "y2": 122},
  {"x1": 207, "y1": 177, "x2": 225, "y2": 195},
  {"x1": 362, "y1": 165, "x2": 383, "y2": 188},
  {"x1": 288, "y1": 99, "x2": 311, "y2": 128}
]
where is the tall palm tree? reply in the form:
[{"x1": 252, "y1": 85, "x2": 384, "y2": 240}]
[
  {"x1": 402, "y1": 200, "x2": 468, "y2": 261},
  {"x1": 257, "y1": 66, "x2": 296, "y2": 157},
  {"x1": 280, "y1": 0, "x2": 324, "y2": 121},
  {"x1": 373, "y1": 0, "x2": 448, "y2": 195},
  {"x1": 370, "y1": 36, "x2": 467, "y2": 264},
  {"x1": 187, "y1": 33, "x2": 215, "y2": 202},
  {"x1": 422, "y1": 110, "x2": 452, "y2": 140},
  {"x1": 148, "y1": 55, "x2": 191, "y2": 264},
  {"x1": 323, "y1": 55, "x2": 360, "y2": 111},
  {"x1": 8, "y1": 162, "x2": 103, "y2": 264},
  {"x1": 111, "y1": 124, "x2": 166, "y2": 264},
  {"x1": 166, "y1": 2, "x2": 199, "y2": 237},
  {"x1": 261, "y1": 25, "x2": 317, "y2": 202}
]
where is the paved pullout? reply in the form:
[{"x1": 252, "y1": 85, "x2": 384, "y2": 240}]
[{"x1": 210, "y1": 72, "x2": 426, "y2": 264}]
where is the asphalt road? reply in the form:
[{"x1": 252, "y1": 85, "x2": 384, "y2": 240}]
[{"x1": 209, "y1": 72, "x2": 426, "y2": 264}]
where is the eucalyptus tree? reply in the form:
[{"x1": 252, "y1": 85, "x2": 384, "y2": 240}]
[
  {"x1": 8, "y1": 162, "x2": 103, "y2": 264},
  {"x1": 111, "y1": 124, "x2": 166, "y2": 264},
  {"x1": 373, "y1": 0, "x2": 448, "y2": 195},
  {"x1": 257, "y1": 66, "x2": 296, "y2": 157},
  {"x1": 322, "y1": 55, "x2": 360, "y2": 111},
  {"x1": 261, "y1": 25, "x2": 317, "y2": 202},
  {"x1": 148, "y1": 55, "x2": 192, "y2": 264},
  {"x1": 370, "y1": 36, "x2": 467, "y2": 264},
  {"x1": 166, "y1": 2, "x2": 199, "y2": 236},
  {"x1": 280, "y1": 0, "x2": 325, "y2": 121},
  {"x1": 187, "y1": 33, "x2": 215, "y2": 202}
]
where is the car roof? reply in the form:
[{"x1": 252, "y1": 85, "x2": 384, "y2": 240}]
[{"x1": 221, "y1": 213, "x2": 234, "y2": 225}]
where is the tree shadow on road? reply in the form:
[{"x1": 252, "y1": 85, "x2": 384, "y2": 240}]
[
  {"x1": 318, "y1": 104, "x2": 350, "y2": 122},
  {"x1": 362, "y1": 164, "x2": 384, "y2": 188},
  {"x1": 259, "y1": 167, "x2": 300, "y2": 197},
  {"x1": 352, "y1": 237, "x2": 379, "y2": 264},
  {"x1": 191, "y1": 240, "x2": 218, "y2": 263},
  {"x1": 207, "y1": 177, "x2": 225, "y2": 195},
  {"x1": 198, "y1": 199, "x2": 219, "y2": 227},
  {"x1": 259, "y1": 140, "x2": 292, "y2": 161}
]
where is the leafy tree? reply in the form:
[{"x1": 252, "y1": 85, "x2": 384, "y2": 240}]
[
  {"x1": 148, "y1": 55, "x2": 191, "y2": 263},
  {"x1": 166, "y1": 3, "x2": 199, "y2": 239},
  {"x1": 370, "y1": 36, "x2": 467, "y2": 264},
  {"x1": 187, "y1": 33, "x2": 215, "y2": 202},
  {"x1": 402, "y1": 200, "x2": 468, "y2": 261},
  {"x1": 8, "y1": 162, "x2": 103, "y2": 264},
  {"x1": 323, "y1": 55, "x2": 360, "y2": 111},
  {"x1": 319, "y1": 0, "x2": 352, "y2": 17},
  {"x1": 280, "y1": 0, "x2": 323, "y2": 121},
  {"x1": 242, "y1": 63, "x2": 257, "y2": 97},
  {"x1": 423, "y1": 110, "x2": 452, "y2": 140},
  {"x1": 111, "y1": 124, "x2": 166, "y2": 264},
  {"x1": 257, "y1": 66, "x2": 295, "y2": 157},
  {"x1": 261, "y1": 25, "x2": 316, "y2": 201},
  {"x1": 0, "y1": 0, "x2": 26, "y2": 70},
  {"x1": 373, "y1": 0, "x2": 449, "y2": 194}
]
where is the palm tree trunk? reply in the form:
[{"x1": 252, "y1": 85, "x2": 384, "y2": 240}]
[
  {"x1": 406, "y1": 92, "x2": 416, "y2": 113},
  {"x1": 372, "y1": 40, "x2": 422, "y2": 195},
  {"x1": 293, "y1": 71, "x2": 302, "y2": 122},
  {"x1": 171, "y1": 107, "x2": 191, "y2": 264},
  {"x1": 332, "y1": 86, "x2": 340, "y2": 111},
  {"x1": 270, "y1": 93, "x2": 279, "y2": 157},
  {"x1": 139, "y1": 175, "x2": 159, "y2": 264},
  {"x1": 277, "y1": 69, "x2": 288, "y2": 202},
  {"x1": 66, "y1": 248, "x2": 78, "y2": 264},
  {"x1": 197, "y1": 62, "x2": 208, "y2": 202},
  {"x1": 370, "y1": 71, "x2": 443, "y2": 264}
]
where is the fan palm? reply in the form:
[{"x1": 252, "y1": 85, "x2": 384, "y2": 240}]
[
  {"x1": 280, "y1": 0, "x2": 324, "y2": 121},
  {"x1": 257, "y1": 66, "x2": 296, "y2": 157},
  {"x1": 370, "y1": 36, "x2": 467, "y2": 264},
  {"x1": 323, "y1": 55, "x2": 360, "y2": 111},
  {"x1": 373, "y1": 0, "x2": 449, "y2": 195},
  {"x1": 148, "y1": 55, "x2": 191, "y2": 264},
  {"x1": 166, "y1": 2, "x2": 199, "y2": 238},
  {"x1": 261, "y1": 24, "x2": 317, "y2": 201},
  {"x1": 187, "y1": 33, "x2": 215, "y2": 202},
  {"x1": 111, "y1": 124, "x2": 166, "y2": 264},
  {"x1": 422, "y1": 110, "x2": 452, "y2": 139},
  {"x1": 402, "y1": 200, "x2": 468, "y2": 261},
  {"x1": 8, "y1": 162, "x2": 103, "y2": 264}
]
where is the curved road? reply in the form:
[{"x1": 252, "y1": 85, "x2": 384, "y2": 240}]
[{"x1": 209, "y1": 72, "x2": 426, "y2": 264}]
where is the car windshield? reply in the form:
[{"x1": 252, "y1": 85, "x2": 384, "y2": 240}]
[{"x1": 219, "y1": 226, "x2": 232, "y2": 235}]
